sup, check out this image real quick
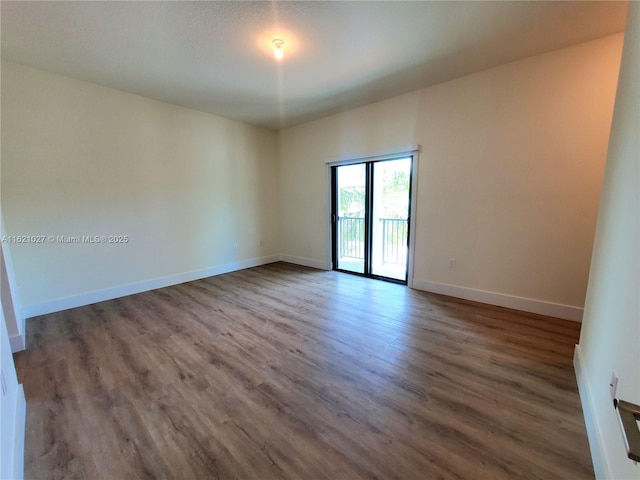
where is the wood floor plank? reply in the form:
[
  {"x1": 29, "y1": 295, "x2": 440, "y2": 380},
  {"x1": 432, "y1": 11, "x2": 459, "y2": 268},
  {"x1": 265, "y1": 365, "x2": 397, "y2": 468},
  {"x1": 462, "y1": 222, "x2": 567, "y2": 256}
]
[{"x1": 14, "y1": 262, "x2": 593, "y2": 479}]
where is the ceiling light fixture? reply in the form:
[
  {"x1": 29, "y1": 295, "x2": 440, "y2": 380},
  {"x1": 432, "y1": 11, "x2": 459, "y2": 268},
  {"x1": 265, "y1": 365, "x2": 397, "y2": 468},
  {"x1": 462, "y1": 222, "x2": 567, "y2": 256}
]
[{"x1": 272, "y1": 39, "x2": 284, "y2": 60}]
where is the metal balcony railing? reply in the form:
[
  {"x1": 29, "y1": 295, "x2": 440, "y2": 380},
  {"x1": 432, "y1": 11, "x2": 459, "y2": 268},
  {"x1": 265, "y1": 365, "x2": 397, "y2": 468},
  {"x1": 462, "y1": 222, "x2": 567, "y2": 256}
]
[
  {"x1": 338, "y1": 216, "x2": 365, "y2": 259},
  {"x1": 338, "y1": 217, "x2": 408, "y2": 265},
  {"x1": 380, "y1": 218, "x2": 408, "y2": 265}
]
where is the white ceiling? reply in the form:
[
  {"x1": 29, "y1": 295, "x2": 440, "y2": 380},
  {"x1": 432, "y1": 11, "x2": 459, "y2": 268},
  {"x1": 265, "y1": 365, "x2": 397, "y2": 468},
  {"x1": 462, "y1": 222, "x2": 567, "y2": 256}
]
[{"x1": 1, "y1": 1, "x2": 628, "y2": 129}]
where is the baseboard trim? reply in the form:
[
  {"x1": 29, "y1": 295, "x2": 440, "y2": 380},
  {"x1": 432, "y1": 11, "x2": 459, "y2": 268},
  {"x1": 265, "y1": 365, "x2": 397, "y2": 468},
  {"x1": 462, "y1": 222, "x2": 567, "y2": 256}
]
[
  {"x1": 9, "y1": 333, "x2": 25, "y2": 353},
  {"x1": 21, "y1": 255, "x2": 281, "y2": 319},
  {"x1": 574, "y1": 345, "x2": 610, "y2": 479},
  {"x1": 279, "y1": 255, "x2": 330, "y2": 271},
  {"x1": 412, "y1": 279, "x2": 583, "y2": 322}
]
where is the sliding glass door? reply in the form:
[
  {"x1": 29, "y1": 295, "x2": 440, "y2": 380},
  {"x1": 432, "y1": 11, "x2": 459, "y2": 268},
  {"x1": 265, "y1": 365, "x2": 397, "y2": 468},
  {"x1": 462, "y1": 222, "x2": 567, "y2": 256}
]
[
  {"x1": 332, "y1": 157, "x2": 412, "y2": 283},
  {"x1": 334, "y1": 163, "x2": 366, "y2": 274},
  {"x1": 370, "y1": 158, "x2": 411, "y2": 280}
]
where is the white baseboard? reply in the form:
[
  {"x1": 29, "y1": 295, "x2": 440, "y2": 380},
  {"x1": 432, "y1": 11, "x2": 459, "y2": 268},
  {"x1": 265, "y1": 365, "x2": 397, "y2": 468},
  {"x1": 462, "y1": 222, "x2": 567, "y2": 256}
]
[
  {"x1": 9, "y1": 333, "x2": 25, "y2": 353},
  {"x1": 574, "y1": 345, "x2": 609, "y2": 479},
  {"x1": 21, "y1": 255, "x2": 281, "y2": 319},
  {"x1": 279, "y1": 255, "x2": 330, "y2": 271},
  {"x1": 412, "y1": 279, "x2": 583, "y2": 322}
]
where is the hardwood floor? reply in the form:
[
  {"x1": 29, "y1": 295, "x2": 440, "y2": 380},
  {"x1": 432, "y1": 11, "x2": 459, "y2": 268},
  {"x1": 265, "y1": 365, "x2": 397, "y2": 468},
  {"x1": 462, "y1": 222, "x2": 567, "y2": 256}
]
[{"x1": 14, "y1": 262, "x2": 593, "y2": 479}]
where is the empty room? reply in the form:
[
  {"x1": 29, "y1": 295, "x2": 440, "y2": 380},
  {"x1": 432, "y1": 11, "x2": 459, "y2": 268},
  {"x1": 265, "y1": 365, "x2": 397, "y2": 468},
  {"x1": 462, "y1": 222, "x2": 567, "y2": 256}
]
[{"x1": 1, "y1": 1, "x2": 638, "y2": 479}]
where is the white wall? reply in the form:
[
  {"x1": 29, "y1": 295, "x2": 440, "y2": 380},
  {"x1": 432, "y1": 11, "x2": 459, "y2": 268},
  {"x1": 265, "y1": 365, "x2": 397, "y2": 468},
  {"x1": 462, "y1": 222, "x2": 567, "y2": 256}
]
[
  {"x1": 278, "y1": 34, "x2": 624, "y2": 320},
  {"x1": 0, "y1": 300, "x2": 26, "y2": 479},
  {"x1": 575, "y1": 3, "x2": 640, "y2": 478},
  {"x1": 1, "y1": 62, "x2": 280, "y2": 316}
]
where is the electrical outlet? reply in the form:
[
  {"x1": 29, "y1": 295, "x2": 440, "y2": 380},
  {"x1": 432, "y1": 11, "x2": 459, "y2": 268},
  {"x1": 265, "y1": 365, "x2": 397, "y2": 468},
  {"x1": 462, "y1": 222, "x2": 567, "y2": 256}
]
[
  {"x1": 609, "y1": 372, "x2": 618, "y2": 401},
  {"x1": 449, "y1": 257, "x2": 456, "y2": 269},
  {"x1": 233, "y1": 242, "x2": 238, "y2": 251}
]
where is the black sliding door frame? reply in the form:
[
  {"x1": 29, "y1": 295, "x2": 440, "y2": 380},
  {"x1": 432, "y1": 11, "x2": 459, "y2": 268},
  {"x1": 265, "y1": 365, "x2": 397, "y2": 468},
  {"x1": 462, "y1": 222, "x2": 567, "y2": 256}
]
[{"x1": 331, "y1": 155, "x2": 414, "y2": 285}]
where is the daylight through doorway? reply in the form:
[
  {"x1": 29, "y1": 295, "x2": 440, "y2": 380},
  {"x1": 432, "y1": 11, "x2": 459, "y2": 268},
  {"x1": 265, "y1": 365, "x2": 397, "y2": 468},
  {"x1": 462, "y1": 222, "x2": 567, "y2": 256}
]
[{"x1": 332, "y1": 157, "x2": 412, "y2": 283}]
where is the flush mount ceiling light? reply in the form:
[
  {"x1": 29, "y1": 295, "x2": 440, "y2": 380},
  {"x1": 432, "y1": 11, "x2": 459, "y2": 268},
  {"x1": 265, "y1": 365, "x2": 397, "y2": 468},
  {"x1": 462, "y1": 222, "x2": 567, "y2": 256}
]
[{"x1": 272, "y1": 39, "x2": 284, "y2": 60}]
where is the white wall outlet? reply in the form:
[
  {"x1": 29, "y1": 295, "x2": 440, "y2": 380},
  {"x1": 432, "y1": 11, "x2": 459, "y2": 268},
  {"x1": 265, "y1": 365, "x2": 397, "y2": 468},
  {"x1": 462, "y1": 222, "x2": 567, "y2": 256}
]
[
  {"x1": 449, "y1": 257, "x2": 456, "y2": 269},
  {"x1": 609, "y1": 372, "x2": 618, "y2": 401},
  {"x1": 233, "y1": 242, "x2": 238, "y2": 251}
]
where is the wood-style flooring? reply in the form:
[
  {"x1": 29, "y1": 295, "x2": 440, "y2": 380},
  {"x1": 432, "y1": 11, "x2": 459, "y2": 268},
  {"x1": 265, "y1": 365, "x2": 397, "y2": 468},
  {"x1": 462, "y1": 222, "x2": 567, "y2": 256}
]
[{"x1": 14, "y1": 262, "x2": 593, "y2": 479}]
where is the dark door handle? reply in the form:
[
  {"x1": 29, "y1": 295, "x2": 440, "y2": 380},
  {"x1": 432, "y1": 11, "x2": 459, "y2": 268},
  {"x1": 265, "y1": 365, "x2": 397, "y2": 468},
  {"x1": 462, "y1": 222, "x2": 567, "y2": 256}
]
[{"x1": 614, "y1": 398, "x2": 640, "y2": 462}]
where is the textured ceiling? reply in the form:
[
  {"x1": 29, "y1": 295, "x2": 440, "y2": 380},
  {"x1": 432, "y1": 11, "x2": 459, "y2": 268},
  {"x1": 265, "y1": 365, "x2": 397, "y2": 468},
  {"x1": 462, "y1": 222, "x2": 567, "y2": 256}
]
[{"x1": 0, "y1": 1, "x2": 628, "y2": 129}]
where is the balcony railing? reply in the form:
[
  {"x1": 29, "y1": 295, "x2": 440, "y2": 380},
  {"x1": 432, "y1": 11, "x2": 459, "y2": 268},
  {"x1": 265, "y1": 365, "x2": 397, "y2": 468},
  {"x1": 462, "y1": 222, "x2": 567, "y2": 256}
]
[
  {"x1": 380, "y1": 218, "x2": 408, "y2": 265},
  {"x1": 338, "y1": 216, "x2": 408, "y2": 265},
  {"x1": 338, "y1": 216, "x2": 365, "y2": 259}
]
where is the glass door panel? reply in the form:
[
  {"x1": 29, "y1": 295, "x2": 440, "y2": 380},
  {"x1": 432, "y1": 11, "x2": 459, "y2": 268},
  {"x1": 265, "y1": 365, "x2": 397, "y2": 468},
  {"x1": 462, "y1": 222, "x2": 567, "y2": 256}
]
[
  {"x1": 371, "y1": 158, "x2": 411, "y2": 281},
  {"x1": 336, "y1": 163, "x2": 366, "y2": 274}
]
